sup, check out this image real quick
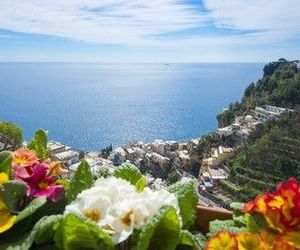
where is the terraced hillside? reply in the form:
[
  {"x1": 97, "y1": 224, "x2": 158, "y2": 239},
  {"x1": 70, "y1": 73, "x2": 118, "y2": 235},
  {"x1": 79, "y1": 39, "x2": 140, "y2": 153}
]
[{"x1": 221, "y1": 112, "x2": 300, "y2": 202}]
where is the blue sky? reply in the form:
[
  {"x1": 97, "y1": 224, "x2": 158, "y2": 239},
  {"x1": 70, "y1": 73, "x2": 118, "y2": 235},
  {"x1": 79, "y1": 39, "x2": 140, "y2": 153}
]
[{"x1": 0, "y1": 0, "x2": 299, "y2": 62}]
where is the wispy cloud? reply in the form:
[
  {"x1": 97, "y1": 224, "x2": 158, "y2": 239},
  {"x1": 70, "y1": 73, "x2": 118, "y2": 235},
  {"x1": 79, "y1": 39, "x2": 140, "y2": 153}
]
[
  {"x1": 0, "y1": 0, "x2": 299, "y2": 56},
  {"x1": 0, "y1": 0, "x2": 207, "y2": 45},
  {"x1": 203, "y1": 0, "x2": 300, "y2": 41}
]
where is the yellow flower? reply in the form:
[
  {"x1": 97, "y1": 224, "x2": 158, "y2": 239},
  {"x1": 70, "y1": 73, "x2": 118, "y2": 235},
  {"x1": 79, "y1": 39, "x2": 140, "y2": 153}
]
[
  {"x1": 0, "y1": 172, "x2": 8, "y2": 184},
  {"x1": 236, "y1": 232, "x2": 262, "y2": 250},
  {"x1": 205, "y1": 231, "x2": 237, "y2": 250},
  {"x1": 0, "y1": 173, "x2": 16, "y2": 234}
]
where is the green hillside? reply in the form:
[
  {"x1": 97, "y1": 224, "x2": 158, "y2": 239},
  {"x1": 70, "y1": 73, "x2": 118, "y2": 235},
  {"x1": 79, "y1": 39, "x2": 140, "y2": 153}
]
[
  {"x1": 217, "y1": 58, "x2": 300, "y2": 127},
  {"x1": 216, "y1": 59, "x2": 300, "y2": 202},
  {"x1": 222, "y1": 112, "x2": 300, "y2": 202}
]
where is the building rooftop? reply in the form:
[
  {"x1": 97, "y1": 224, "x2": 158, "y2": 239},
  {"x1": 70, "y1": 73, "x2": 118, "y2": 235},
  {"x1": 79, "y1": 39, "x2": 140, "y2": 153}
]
[{"x1": 53, "y1": 150, "x2": 79, "y2": 161}]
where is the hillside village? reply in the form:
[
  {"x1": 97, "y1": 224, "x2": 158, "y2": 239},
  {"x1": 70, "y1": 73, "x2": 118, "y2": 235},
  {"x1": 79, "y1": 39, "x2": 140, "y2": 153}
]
[{"x1": 46, "y1": 104, "x2": 293, "y2": 208}]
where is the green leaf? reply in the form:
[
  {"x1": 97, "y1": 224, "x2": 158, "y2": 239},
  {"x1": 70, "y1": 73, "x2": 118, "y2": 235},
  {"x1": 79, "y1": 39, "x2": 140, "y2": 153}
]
[
  {"x1": 66, "y1": 160, "x2": 93, "y2": 203},
  {"x1": 0, "y1": 215, "x2": 62, "y2": 250},
  {"x1": 0, "y1": 151, "x2": 12, "y2": 178},
  {"x1": 244, "y1": 213, "x2": 268, "y2": 233},
  {"x1": 135, "y1": 176, "x2": 147, "y2": 192},
  {"x1": 114, "y1": 163, "x2": 146, "y2": 191},
  {"x1": 178, "y1": 230, "x2": 206, "y2": 250},
  {"x1": 27, "y1": 129, "x2": 50, "y2": 159},
  {"x1": 34, "y1": 215, "x2": 63, "y2": 245},
  {"x1": 54, "y1": 214, "x2": 114, "y2": 250},
  {"x1": 208, "y1": 219, "x2": 246, "y2": 236},
  {"x1": 168, "y1": 179, "x2": 199, "y2": 229},
  {"x1": 16, "y1": 197, "x2": 47, "y2": 223},
  {"x1": 0, "y1": 180, "x2": 27, "y2": 213},
  {"x1": 230, "y1": 202, "x2": 244, "y2": 217},
  {"x1": 132, "y1": 206, "x2": 181, "y2": 250}
]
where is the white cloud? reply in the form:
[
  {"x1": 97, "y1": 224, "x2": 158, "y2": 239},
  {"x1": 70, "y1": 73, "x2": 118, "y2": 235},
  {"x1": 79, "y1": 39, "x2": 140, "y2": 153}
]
[
  {"x1": 0, "y1": 0, "x2": 207, "y2": 44},
  {"x1": 0, "y1": 0, "x2": 299, "y2": 51},
  {"x1": 204, "y1": 0, "x2": 300, "y2": 41}
]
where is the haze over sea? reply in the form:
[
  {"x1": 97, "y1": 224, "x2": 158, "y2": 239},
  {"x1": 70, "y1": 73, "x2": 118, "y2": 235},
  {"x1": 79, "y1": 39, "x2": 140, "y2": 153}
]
[{"x1": 0, "y1": 63, "x2": 263, "y2": 150}]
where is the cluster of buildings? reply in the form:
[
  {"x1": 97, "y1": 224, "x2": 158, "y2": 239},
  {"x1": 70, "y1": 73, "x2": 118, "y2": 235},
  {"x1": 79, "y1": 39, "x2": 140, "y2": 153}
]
[
  {"x1": 217, "y1": 105, "x2": 291, "y2": 141},
  {"x1": 46, "y1": 104, "x2": 292, "y2": 208},
  {"x1": 107, "y1": 139, "x2": 200, "y2": 179},
  {"x1": 48, "y1": 141, "x2": 116, "y2": 176},
  {"x1": 198, "y1": 105, "x2": 292, "y2": 204}
]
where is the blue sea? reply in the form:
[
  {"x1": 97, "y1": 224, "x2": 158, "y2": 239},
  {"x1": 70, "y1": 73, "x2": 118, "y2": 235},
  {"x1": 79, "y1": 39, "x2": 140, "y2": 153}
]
[{"x1": 0, "y1": 63, "x2": 263, "y2": 150}]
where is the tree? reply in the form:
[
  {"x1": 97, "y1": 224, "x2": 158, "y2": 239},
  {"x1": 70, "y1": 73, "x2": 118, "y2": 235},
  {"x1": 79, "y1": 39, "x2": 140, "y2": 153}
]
[{"x1": 0, "y1": 121, "x2": 23, "y2": 151}]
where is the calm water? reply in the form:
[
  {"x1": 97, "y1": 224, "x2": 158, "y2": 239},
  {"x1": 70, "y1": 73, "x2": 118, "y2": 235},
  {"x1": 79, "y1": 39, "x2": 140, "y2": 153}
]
[{"x1": 0, "y1": 63, "x2": 263, "y2": 150}]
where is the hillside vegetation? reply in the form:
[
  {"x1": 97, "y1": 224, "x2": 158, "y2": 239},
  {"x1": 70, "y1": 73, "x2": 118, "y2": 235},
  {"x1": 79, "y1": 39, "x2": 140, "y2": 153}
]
[
  {"x1": 217, "y1": 58, "x2": 300, "y2": 127},
  {"x1": 222, "y1": 112, "x2": 300, "y2": 202},
  {"x1": 217, "y1": 58, "x2": 300, "y2": 202}
]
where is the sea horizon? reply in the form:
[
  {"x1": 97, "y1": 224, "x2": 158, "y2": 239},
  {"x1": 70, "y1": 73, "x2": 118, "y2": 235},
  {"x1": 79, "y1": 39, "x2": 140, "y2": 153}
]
[{"x1": 0, "y1": 62, "x2": 263, "y2": 150}]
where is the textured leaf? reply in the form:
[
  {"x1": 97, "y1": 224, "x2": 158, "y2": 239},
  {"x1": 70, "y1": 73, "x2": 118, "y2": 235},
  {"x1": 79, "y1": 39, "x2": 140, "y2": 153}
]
[
  {"x1": 178, "y1": 230, "x2": 206, "y2": 250},
  {"x1": 0, "y1": 151, "x2": 12, "y2": 178},
  {"x1": 168, "y1": 179, "x2": 199, "y2": 229},
  {"x1": 230, "y1": 202, "x2": 244, "y2": 217},
  {"x1": 54, "y1": 214, "x2": 114, "y2": 250},
  {"x1": 208, "y1": 219, "x2": 246, "y2": 236},
  {"x1": 135, "y1": 176, "x2": 147, "y2": 192},
  {"x1": 132, "y1": 206, "x2": 181, "y2": 250},
  {"x1": 0, "y1": 180, "x2": 27, "y2": 213},
  {"x1": 245, "y1": 213, "x2": 268, "y2": 232},
  {"x1": 27, "y1": 129, "x2": 50, "y2": 159},
  {"x1": 16, "y1": 197, "x2": 47, "y2": 223},
  {"x1": 34, "y1": 215, "x2": 63, "y2": 245},
  {"x1": 0, "y1": 215, "x2": 62, "y2": 250},
  {"x1": 114, "y1": 163, "x2": 146, "y2": 191},
  {"x1": 66, "y1": 160, "x2": 93, "y2": 203}
]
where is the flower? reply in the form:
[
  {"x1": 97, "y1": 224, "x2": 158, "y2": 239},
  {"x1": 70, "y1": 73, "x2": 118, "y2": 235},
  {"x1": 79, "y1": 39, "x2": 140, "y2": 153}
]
[
  {"x1": 236, "y1": 232, "x2": 262, "y2": 250},
  {"x1": 205, "y1": 231, "x2": 237, "y2": 250},
  {"x1": 49, "y1": 161, "x2": 68, "y2": 176},
  {"x1": 242, "y1": 178, "x2": 300, "y2": 249},
  {"x1": 21, "y1": 163, "x2": 64, "y2": 202},
  {"x1": 12, "y1": 148, "x2": 38, "y2": 170},
  {"x1": 65, "y1": 176, "x2": 180, "y2": 244},
  {"x1": 0, "y1": 173, "x2": 16, "y2": 234},
  {"x1": 0, "y1": 172, "x2": 9, "y2": 184}
]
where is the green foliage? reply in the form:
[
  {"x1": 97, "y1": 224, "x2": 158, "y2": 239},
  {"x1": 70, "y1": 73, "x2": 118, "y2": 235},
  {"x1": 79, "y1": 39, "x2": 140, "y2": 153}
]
[
  {"x1": 0, "y1": 180, "x2": 27, "y2": 213},
  {"x1": 54, "y1": 214, "x2": 114, "y2": 250},
  {"x1": 168, "y1": 179, "x2": 199, "y2": 229},
  {"x1": 34, "y1": 215, "x2": 63, "y2": 245},
  {"x1": 178, "y1": 230, "x2": 206, "y2": 250},
  {"x1": 244, "y1": 213, "x2": 268, "y2": 233},
  {"x1": 132, "y1": 206, "x2": 181, "y2": 250},
  {"x1": 0, "y1": 151, "x2": 12, "y2": 178},
  {"x1": 16, "y1": 197, "x2": 47, "y2": 223},
  {"x1": 217, "y1": 58, "x2": 300, "y2": 128},
  {"x1": 27, "y1": 129, "x2": 50, "y2": 159},
  {"x1": 66, "y1": 159, "x2": 93, "y2": 203},
  {"x1": 208, "y1": 219, "x2": 246, "y2": 237},
  {"x1": 100, "y1": 144, "x2": 113, "y2": 158},
  {"x1": 0, "y1": 121, "x2": 23, "y2": 152},
  {"x1": 114, "y1": 163, "x2": 146, "y2": 192},
  {"x1": 167, "y1": 169, "x2": 181, "y2": 184},
  {"x1": 223, "y1": 112, "x2": 300, "y2": 202}
]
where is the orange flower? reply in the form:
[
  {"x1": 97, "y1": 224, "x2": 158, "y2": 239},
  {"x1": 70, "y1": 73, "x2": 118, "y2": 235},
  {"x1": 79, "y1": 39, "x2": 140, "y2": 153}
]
[
  {"x1": 243, "y1": 178, "x2": 300, "y2": 232},
  {"x1": 205, "y1": 231, "x2": 237, "y2": 250},
  {"x1": 12, "y1": 148, "x2": 39, "y2": 169},
  {"x1": 49, "y1": 161, "x2": 68, "y2": 176}
]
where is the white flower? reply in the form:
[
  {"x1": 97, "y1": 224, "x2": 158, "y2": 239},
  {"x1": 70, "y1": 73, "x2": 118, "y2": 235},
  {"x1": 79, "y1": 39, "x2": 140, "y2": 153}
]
[{"x1": 64, "y1": 176, "x2": 181, "y2": 244}]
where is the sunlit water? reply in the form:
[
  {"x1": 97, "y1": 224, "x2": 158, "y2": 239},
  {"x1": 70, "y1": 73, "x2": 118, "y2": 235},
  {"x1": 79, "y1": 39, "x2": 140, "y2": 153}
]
[{"x1": 0, "y1": 63, "x2": 263, "y2": 150}]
